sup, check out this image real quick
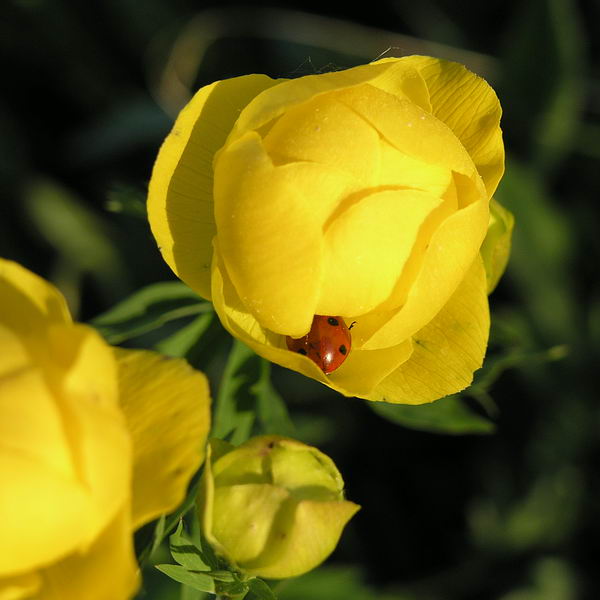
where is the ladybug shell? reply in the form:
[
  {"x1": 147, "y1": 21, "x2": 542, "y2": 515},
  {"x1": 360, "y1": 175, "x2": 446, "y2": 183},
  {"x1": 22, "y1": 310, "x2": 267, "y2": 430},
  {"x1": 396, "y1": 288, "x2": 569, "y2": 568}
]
[{"x1": 286, "y1": 315, "x2": 351, "y2": 375}]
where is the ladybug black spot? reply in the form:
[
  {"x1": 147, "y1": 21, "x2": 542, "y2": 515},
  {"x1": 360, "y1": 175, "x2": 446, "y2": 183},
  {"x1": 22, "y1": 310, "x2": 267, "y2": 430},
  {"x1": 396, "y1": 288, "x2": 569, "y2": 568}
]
[
  {"x1": 297, "y1": 348, "x2": 307, "y2": 355},
  {"x1": 339, "y1": 345, "x2": 347, "y2": 355},
  {"x1": 327, "y1": 317, "x2": 339, "y2": 326}
]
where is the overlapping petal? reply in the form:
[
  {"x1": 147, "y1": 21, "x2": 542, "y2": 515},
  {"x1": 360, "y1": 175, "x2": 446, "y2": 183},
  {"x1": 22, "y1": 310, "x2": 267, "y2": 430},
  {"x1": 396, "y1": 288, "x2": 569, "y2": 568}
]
[
  {"x1": 370, "y1": 256, "x2": 490, "y2": 404},
  {"x1": 398, "y1": 55, "x2": 504, "y2": 198},
  {"x1": 115, "y1": 348, "x2": 211, "y2": 529},
  {"x1": 39, "y1": 509, "x2": 138, "y2": 600},
  {"x1": 199, "y1": 437, "x2": 359, "y2": 579},
  {"x1": 149, "y1": 55, "x2": 506, "y2": 403},
  {"x1": 148, "y1": 74, "x2": 283, "y2": 299},
  {"x1": 1, "y1": 259, "x2": 212, "y2": 599}
]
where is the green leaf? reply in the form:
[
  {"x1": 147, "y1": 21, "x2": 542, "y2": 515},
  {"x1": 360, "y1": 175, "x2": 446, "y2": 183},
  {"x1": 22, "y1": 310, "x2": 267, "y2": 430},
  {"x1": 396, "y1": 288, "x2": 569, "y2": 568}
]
[
  {"x1": 155, "y1": 313, "x2": 215, "y2": 358},
  {"x1": 155, "y1": 564, "x2": 216, "y2": 593},
  {"x1": 214, "y1": 579, "x2": 249, "y2": 598},
  {"x1": 136, "y1": 476, "x2": 202, "y2": 565},
  {"x1": 253, "y1": 359, "x2": 295, "y2": 437},
  {"x1": 169, "y1": 521, "x2": 210, "y2": 572},
  {"x1": 246, "y1": 578, "x2": 278, "y2": 600},
  {"x1": 90, "y1": 281, "x2": 212, "y2": 344},
  {"x1": 370, "y1": 395, "x2": 494, "y2": 435},
  {"x1": 212, "y1": 340, "x2": 258, "y2": 442},
  {"x1": 213, "y1": 341, "x2": 295, "y2": 443}
]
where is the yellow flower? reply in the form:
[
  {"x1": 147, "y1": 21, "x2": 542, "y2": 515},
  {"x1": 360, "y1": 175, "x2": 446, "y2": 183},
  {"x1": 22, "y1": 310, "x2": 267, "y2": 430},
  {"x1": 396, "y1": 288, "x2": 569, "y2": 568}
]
[
  {"x1": 198, "y1": 436, "x2": 359, "y2": 579},
  {"x1": 0, "y1": 259, "x2": 211, "y2": 600},
  {"x1": 148, "y1": 56, "x2": 511, "y2": 404}
]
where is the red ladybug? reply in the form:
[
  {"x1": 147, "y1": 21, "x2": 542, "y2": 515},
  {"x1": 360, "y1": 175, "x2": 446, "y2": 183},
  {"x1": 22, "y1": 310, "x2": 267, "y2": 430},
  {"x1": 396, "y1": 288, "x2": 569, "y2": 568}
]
[{"x1": 286, "y1": 315, "x2": 353, "y2": 375}]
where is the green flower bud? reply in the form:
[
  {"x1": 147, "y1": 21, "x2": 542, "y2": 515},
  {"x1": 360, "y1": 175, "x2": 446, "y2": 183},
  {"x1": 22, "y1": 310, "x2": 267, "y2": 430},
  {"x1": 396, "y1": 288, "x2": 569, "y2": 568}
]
[
  {"x1": 480, "y1": 198, "x2": 515, "y2": 293},
  {"x1": 197, "y1": 435, "x2": 360, "y2": 579}
]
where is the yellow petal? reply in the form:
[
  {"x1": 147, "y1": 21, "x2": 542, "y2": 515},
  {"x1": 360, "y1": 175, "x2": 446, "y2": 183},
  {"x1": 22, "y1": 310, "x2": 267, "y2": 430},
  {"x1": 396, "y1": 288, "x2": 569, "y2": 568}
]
[
  {"x1": 367, "y1": 57, "x2": 432, "y2": 110},
  {"x1": 261, "y1": 89, "x2": 381, "y2": 186},
  {"x1": 211, "y1": 484, "x2": 292, "y2": 566},
  {"x1": 480, "y1": 198, "x2": 514, "y2": 293},
  {"x1": 229, "y1": 59, "x2": 421, "y2": 141},
  {"x1": 0, "y1": 571, "x2": 41, "y2": 600},
  {"x1": 0, "y1": 438, "x2": 91, "y2": 576},
  {"x1": 0, "y1": 322, "x2": 129, "y2": 576},
  {"x1": 0, "y1": 331, "x2": 73, "y2": 482},
  {"x1": 370, "y1": 256, "x2": 490, "y2": 404},
  {"x1": 358, "y1": 192, "x2": 489, "y2": 349},
  {"x1": 0, "y1": 259, "x2": 71, "y2": 337},
  {"x1": 400, "y1": 56, "x2": 504, "y2": 198},
  {"x1": 336, "y1": 83, "x2": 480, "y2": 183},
  {"x1": 211, "y1": 251, "x2": 415, "y2": 398},
  {"x1": 326, "y1": 338, "x2": 414, "y2": 398},
  {"x1": 317, "y1": 188, "x2": 443, "y2": 316},
  {"x1": 214, "y1": 133, "x2": 325, "y2": 336},
  {"x1": 148, "y1": 74, "x2": 282, "y2": 300},
  {"x1": 212, "y1": 436, "x2": 344, "y2": 499},
  {"x1": 377, "y1": 139, "x2": 452, "y2": 195},
  {"x1": 48, "y1": 324, "x2": 131, "y2": 543},
  {"x1": 243, "y1": 499, "x2": 360, "y2": 579},
  {"x1": 40, "y1": 507, "x2": 138, "y2": 600},
  {"x1": 114, "y1": 348, "x2": 211, "y2": 530}
]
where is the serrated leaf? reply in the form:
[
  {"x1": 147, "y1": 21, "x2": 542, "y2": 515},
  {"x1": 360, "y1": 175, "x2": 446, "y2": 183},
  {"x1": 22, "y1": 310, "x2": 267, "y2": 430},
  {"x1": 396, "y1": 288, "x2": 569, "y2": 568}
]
[
  {"x1": 90, "y1": 281, "x2": 211, "y2": 344},
  {"x1": 155, "y1": 564, "x2": 216, "y2": 593},
  {"x1": 207, "y1": 570, "x2": 236, "y2": 582},
  {"x1": 215, "y1": 579, "x2": 249, "y2": 598},
  {"x1": 370, "y1": 395, "x2": 494, "y2": 435},
  {"x1": 246, "y1": 577, "x2": 278, "y2": 600},
  {"x1": 169, "y1": 521, "x2": 210, "y2": 572}
]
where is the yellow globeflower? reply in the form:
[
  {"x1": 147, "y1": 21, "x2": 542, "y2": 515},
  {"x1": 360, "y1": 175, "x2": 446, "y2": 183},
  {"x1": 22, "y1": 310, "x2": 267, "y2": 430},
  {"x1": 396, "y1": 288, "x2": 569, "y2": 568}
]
[
  {"x1": 0, "y1": 259, "x2": 211, "y2": 600},
  {"x1": 148, "y1": 56, "x2": 512, "y2": 404},
  {"x1": 198, "y1": 436, "x2": 360, "y2": 579}
]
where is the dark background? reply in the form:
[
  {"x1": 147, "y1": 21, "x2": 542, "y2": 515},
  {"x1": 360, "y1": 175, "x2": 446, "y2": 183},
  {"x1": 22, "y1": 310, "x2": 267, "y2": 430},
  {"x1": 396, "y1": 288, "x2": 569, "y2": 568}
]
[{"x1": 2, "y1": 1, "x2": 599, "y2": 598}]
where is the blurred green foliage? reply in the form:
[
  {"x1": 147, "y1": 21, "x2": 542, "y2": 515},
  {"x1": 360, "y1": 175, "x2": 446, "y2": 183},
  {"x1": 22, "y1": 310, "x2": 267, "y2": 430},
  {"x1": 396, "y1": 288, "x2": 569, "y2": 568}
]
[{"x1": 2, "y1": 0, "x2": 599, "y2": 598}]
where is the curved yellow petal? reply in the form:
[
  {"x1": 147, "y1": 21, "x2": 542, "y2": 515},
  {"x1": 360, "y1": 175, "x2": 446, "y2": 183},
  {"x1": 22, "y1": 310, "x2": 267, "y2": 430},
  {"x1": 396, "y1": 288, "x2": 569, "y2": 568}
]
[
  {"x1": 367, "y1": 57, "x2": 432, "y2": 111},
  {"x1": 40, "y1": 508, "x2": 138, "y2": 600},
  {"x1": 211, "y1": 249, "x2": 414, "y2": 398},
  {"x1": 261, "y1": 89, "x2": 381, "y2": 186},
  {"x1": 0, "y1": 322, "x2": 130, "y2": 576},
  {"x1": 400, "y1": 56, "x2": 504, "y2": 198},
  {"x1": 214, "y1": 133, "x2": 326, "y2": 336},
  {"x1": 211, "y1": 484, "x2": 292, "y2": 566},
  {"x1": 0, "y1": 259, "x2": 71, "y2": 336},
  {"x1": 370, "y1": 256, "x2": 489, "y2": 404},
  {"x1": 0, "y1": 442, "x2": 90, "y2": 576},
  {"x1": 48, "y1": 324, "x2": 131, "y2": 543},
  {"x1": 336, "y1": 83, "x2": 480, "y2": 182},
  {"x1": 326, "y1": 338, "x2": 414, "y2": 398},
  {"x1": 0, "y1": 571, "x2": 41, "y2": 600},
  {"x1": 243, "y1": 498, "x2": 360, "y2": 579},
  {"x1": 0, "y1": 332, "x2": 73, "y2": 482},
  {"x1": 148, "y1": 74, "x2": 282, "y2": 300},
  {"x1": 114, "y1": 348, "x2": 211, "y2": 530},
  {"x1": 480, "y1": 198, "x2": 514, "y2": 293},
  {"x1": 358, "y1": 192, "x2": 489, "y2": 349},
  {"x1": 317, "y1": 188, "x2": 443, "y2": 316},
  {"x1": 229, "y1": 59, "x2": 410, "y2": 142}
]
